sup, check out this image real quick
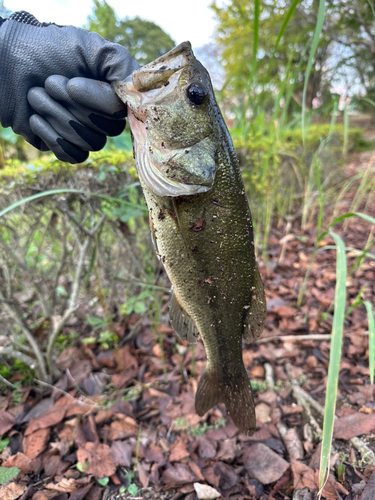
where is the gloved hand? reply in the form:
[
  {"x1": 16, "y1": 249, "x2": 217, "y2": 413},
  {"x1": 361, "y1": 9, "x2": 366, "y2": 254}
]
[{"x1": 0, "y1": 11, "x2": 139, "y2": 163}]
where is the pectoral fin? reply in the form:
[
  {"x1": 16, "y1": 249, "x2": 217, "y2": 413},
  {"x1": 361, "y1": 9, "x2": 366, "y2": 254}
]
[
  {"x1": 169, "y1": 289, "x2": 200, "y2": 344},
  {"x1": 243, "y1": 266, "x2": 267, "y2": 343}
]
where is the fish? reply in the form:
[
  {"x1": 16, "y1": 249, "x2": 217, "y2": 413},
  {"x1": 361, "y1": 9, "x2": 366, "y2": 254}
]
[{"x1": 115, "y1": 42, "x2": 266, "y2": 435}]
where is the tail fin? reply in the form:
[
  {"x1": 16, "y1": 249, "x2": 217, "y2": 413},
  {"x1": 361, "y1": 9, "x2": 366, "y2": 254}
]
[{"x1": 195, "y1": 366, "x2": 256, "y2": 435}]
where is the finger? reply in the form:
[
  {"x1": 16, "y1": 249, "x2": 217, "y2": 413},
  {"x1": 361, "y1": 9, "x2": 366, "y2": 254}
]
[
  {"x1": 67, "y1": 77, "x2": 126, "y2": 117},
  {"x1": 45, "y1": 76, "x2": 126, "y2": 137},
  {"x1": 28, "y1": 87, "x2": 106, "y2": 151},
  {"x1": 30, "y1": 114, "x2": 89, "y2": 163}
]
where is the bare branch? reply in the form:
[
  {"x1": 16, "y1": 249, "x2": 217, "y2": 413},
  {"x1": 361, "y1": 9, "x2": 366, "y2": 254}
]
[
  {"x1": 0, "y1": 287, "x2": 47, "y2": 381},
  {"x1": 0, "y1": 234, "x2": 51, "y2": 317},
  {"x1": 46, "y1": 237, "x2": 90, "y2": 376},
  {"x1": 0, "y1": 347, "x2": 42, "y2": 377}
]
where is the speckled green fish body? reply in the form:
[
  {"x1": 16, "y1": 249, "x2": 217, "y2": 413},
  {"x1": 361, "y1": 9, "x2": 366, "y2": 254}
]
[{"x1": 115, "y1": 42, "x2": 266, "y2": 435}]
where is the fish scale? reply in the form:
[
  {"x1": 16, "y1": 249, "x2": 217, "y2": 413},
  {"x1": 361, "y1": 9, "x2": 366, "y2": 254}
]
[{"x1": 115, "y1": 41, "x2": 266, "y2": 434}]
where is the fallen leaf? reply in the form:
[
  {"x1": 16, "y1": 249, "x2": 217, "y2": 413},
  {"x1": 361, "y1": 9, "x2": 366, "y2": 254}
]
[
  {"x1": 105, "y1": 417, "x2": 138, "y2": 440},
  {"x1": 0, "y1": 482, "x2": 25, "y2": 500},
  {"x1": 0, "y1": 412, "x2": 16, "y2": 435},
  {"x1": 45, "y1": 478, "x2": 80, "y2": 493},
  {"x1": 194, "y1": 483, "x2": 221, "y2": 499},
  {"x1": 111, "y1": 440, "x2": 132, "y2": 467},
  {"x1": 161, "y1": 464, "x2": 198, "y2": 488},
  {"x1": 144, "y1": 444, "x2": 164, "y2": 463},
  {"x1": 213, "y1": 461, "x2": 237, "y2": 490},
  {"x1": 255, "y1": 403, "x2": 272, "y2": 424},
  {"x1": 25, "y1": 405, "x2": 67, "y2": 435},
  {"x1": 23, "y1": 428, "x2": 50, "y2": 459},
  {"x1": 197, "y1": 436, "x2": 216, "y2": 459},
  {"x1": 77, "y1": 442, "x2": 116, "y2": 479},
  {"x1": 3, "y1": 452, "x2": 32, "y2": 474},
  {"x1": 169, "y1": 438, "x2": 189, "y2": 462},
  {"x1": 361, "y1": 470, "x2": 375, "y2": 500},
  {"x1": 333, "y1": 413, "x2": 375, "y2": 439},
  {"x1": 216, "y1": 438, "x2": 236, "y2": 462},
  {"x1": 290, "y1": 459, "x2": 316, "y2": 490},
  {"x1": 137, "y1": 461, "x2": 150, "y2": 488},
  {"x1": 243, "y1": 443, "x2": 289, "y2": 484}
]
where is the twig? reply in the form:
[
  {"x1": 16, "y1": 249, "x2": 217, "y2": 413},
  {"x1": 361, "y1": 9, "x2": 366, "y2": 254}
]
[
  {"x1": 0, "y1": 233, "x2": 50, "y2": 317},
  {"x1": 46, "y1": 237, "x2": 90, "y2": 376},
  {"x1": 0, "y1": 373, "x2": 15, "y2": 389},
  {"x1": 0, "y1": 288, "x2": 47, "y2": 381},
  {"x1": 0, "y1": 347, "x2": 40, "y2": 373},
  {"x1": 33, "y1": 378, "x2": 101, "y2": 409}
]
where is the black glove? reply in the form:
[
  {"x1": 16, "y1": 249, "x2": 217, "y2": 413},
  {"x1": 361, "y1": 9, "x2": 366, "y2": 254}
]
[{"x1": 0, "y1": 12, "x2": 139, "y2": 163}]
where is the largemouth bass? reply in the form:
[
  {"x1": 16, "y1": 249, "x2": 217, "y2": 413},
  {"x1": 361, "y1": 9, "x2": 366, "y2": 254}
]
[{"x1": 115, "y1": 42, "x2": 266, "y2": 435}]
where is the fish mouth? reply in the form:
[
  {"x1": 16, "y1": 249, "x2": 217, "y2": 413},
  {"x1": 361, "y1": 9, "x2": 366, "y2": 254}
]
[
  {"x1": 132, "y1": 42, "x2": 194, "y2": 93},
  {"x1": 115, "y1": 42, "x2": 217, "y2": 197}
]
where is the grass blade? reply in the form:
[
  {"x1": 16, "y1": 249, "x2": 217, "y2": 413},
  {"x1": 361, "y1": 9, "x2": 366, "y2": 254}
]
[
  {"x1": 319, "y1": 231, "x2": 347, "y2": 490},
  {"x1": 0, "y1": 188, "x2": 147, "y2": 219},
  {"x1": 252, "y1": 0, "x2": 260, "y2": 76},
  {"x1": 364, "y1": 301, "x2": 375, "y2": 385},
  {"x1": 302, "y1": 0, "x2": 326, "y2": 142},
  {"x1": 273, "y1": 0, "x2": 303, "y2": 55}
]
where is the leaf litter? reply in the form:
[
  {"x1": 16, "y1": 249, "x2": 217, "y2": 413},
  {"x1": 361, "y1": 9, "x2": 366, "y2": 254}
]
[{"x1": 0, "y1": 155, "x2": 375, "y2": 499}]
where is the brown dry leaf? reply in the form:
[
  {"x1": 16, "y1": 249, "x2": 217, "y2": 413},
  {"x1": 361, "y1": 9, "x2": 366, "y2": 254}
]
[
  {"x1": 75, "y1": 415, "x2": 98, "y2": 447},
  {"x1": 45, "y1": 478, "x2": 80, "y2": 493},
  {"x1": 197, "y1": 436, "x2": 216, "y2": 459},
  {"x1": 69, "y1": 483, "x2": 94, "y2": 500},
  {"x1": 110, "y1": 440, "x2": 132, "y2": 467},
  {"x1": 213, "y1": 461, "x2": 237, "y2": 490},
  {"x1": 169, "y1": 437, "x2": 189, "y2": 462},
  {"x1": 25, "y1": 405, "x2": 67, "y2": 436},
  {"x1": 216, "y1": 438, "x2": 236, "y2": 463},
  {"x1": 313, "y1": 471, "x2": 349, "y2": 499},
  {"x1": 0, "y1": 411, "x2": 16, "y2": 435},
  {"x1": 283, "y1": 427, "x2": 304, "y2": 460},
  {"x1": 290, "y1": 459, "x2": 316, "y2": 490},
  {"x1": 3, "y1": 452, "x2": 32, "y2": 474},
  {"x1": 189, "y1": 461, "x2": 205, "y2": 481},
  {"x1": 161, "y1": 464, "x2": 198, "y2": 488},
  {"x1": 243, "y1": 443, "x2": 289, "y2": 484},
  {"x1": 106, "y1": 416, "x2": 138, "y2": 440},
  {"x1": 144, "y1": 444, "x2": 164, "y2": 463},
  {"x1": 0, "y1": 483, "x2": 26, "y2": 500},
  {"x1": 23, "y1": 428, "x2": 50, "y2": 459},
  {"x1": 194, "y1": 483, "x2": 221, "y2": 500},
  {"x1": 137, "y1": 461, "x2": 150, "y2": 489},
  {"x1": 77, "y1": 442, "x2": 116, "y2": 479},
  {"x1": 333, "y1": 413, "x2": 375, "y2": 439},
  {"x1": 255, "y1": 403, "x2": 272, "y2": 424},
  {"x1": 361, "y1": 470, "x2": 375, "y2": 500}
]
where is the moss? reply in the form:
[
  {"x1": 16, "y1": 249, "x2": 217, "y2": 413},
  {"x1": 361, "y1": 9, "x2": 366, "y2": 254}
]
[{"x1": 0, "y1": 149, "x2": 136, "y2": 187}]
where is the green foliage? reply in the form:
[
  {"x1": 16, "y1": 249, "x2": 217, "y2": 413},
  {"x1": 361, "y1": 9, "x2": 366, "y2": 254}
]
[
  {"x1": 0, "y1": 466, "x2": 20, "y2": 485},
  {"x1": 0, "y1": 438, "x2": 9, "y2": 452},
  {"x1": 121, "y1": 289, "x2": 152, "y2": 316},
  {"x1": 211, "y1": 0, "x2": 331, "y2": 115},
  {"x1": 97, "y1": 476, "x2": 109, "y2": 486},
  {"x1": 174, "y1": 417, "x2": 226, "y2": 436},
  {"x1": 86, "y1": 0, "x2": 175, "y2": 65}
]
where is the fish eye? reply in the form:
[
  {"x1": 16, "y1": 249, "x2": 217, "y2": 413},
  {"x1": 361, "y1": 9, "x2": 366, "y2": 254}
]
[{"x1": 186, "y1": 83, "x2": 207, "y2": 105}]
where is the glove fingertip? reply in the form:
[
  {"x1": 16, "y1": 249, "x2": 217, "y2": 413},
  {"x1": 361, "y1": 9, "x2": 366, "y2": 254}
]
[{"x1": 56, "y1": 138, "x2": 89, "y2": 164}]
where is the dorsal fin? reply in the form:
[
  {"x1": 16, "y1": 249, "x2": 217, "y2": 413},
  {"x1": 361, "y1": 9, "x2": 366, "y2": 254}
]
[
  {"x1": 169, "y1": 289, "x2": 200, "y2": 344},
  {"x1": 243, "y1": 266, "x2": 267, "y2": 344}
]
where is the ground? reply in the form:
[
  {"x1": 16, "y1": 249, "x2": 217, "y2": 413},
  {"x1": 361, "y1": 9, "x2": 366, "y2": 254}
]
[{"x1": 0, "y1": 148, "x2": 374, "y2": 500}]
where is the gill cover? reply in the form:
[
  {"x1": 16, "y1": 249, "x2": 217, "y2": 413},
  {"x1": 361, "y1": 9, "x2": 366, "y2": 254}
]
[{"x1": 115, "y1": 42, "x2": 218, "y2": 197}]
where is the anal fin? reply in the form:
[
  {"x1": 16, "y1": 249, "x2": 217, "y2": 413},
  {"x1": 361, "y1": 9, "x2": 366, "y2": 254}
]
[
  {"x1": 169, "y1": 289, "x2": 200, "y2": 344},
  {"x1": 243, "y1": 265, "x2": 267, "y2": 343}
]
